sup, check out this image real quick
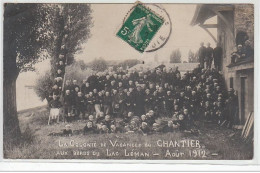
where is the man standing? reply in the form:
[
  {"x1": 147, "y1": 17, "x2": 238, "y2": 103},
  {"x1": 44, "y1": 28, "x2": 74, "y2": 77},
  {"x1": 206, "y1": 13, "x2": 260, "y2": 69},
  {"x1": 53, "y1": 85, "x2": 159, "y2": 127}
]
[
  {"x1": 198, "y1": 42, "x2": 206, "y2": 69},
  {"x1": 134, "y1": 85, "x2": 145, "y2": 116},
  {"x1": 205, "y1": 43, "x2": 214, "y2": 69},
  {"x1": 213, "y1": 43, "x2": 223, "y2": 71}
]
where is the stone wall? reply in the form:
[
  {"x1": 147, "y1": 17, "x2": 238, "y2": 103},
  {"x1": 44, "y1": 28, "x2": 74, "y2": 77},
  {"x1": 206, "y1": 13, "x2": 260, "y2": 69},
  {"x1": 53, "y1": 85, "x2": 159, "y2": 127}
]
[{"x1": 234, "y1": 4, "x2": 254, "y2": 45}]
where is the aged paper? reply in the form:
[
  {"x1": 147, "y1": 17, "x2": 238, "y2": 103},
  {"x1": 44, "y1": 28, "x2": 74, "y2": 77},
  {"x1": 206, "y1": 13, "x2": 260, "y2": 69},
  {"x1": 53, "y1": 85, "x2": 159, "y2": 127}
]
[{"x1": 2, "y1": 1, "x2": 258, "y2": 166}]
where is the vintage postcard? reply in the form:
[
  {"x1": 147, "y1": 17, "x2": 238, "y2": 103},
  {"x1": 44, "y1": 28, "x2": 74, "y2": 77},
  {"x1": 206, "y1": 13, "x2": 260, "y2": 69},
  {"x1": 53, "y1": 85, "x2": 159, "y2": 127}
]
[{"x1": 1, "y1": 0, "x2": 258, "y2": 164}]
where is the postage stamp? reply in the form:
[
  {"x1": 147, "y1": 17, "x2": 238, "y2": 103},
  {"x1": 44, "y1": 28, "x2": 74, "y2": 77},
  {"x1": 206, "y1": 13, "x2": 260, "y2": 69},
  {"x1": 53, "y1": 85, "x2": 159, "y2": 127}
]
[{"x1": 116, "y1": 3, "x2": 164, "y2": 52}]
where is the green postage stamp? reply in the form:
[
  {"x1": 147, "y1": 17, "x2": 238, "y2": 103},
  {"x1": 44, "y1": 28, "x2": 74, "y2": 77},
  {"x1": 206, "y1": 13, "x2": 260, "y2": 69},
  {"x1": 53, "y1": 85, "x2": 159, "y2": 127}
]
[{"x1": 117, "y1": 3, "x2": 164, "y2": 52}]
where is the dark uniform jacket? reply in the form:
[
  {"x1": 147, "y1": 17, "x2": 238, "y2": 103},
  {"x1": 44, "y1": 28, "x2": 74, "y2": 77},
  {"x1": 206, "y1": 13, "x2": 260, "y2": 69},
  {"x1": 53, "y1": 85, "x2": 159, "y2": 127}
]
[{"x1": 49, "y1": 99, "x2": 62, "y2": 108}]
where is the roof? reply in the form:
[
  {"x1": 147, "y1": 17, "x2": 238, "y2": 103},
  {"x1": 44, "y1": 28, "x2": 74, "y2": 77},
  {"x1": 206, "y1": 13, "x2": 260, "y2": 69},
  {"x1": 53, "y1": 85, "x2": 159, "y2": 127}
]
[
  {"x1": 190, "y1": 4, "x2": 234, "y2": 26},
  {"x1": 129, "y1": 63, "x2": 199, "y2": 72}
]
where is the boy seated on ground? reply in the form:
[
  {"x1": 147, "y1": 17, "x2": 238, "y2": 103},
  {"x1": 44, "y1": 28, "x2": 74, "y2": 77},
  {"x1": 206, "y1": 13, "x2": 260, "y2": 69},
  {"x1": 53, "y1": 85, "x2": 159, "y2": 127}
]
[
  {"x1": 140, "y1": 114, "x2": 147, "y2": 123},
  {"x1": 102, "y1": 115, "x2": 114, "y2": 130},
  {"x1": 152, "y1": 123, "x2": 161, "y2": 133},
  {"x1": 138, "y1": 122, "x2": 150, "y2": 136},
  {"x1": 63, "y1": 124, "x2": 73, "y2": 136},
  {"x1": 124, "y1": 112, "x2": 134, "y2": 124},
  {"x1": 162, "y1": 121, "x2": 175, "y2": 133},
  {"x1": 49, "y1": 95, "x2": 62, "y2": 125},
  {"x1": 48, "y1": 124, "x2": 72, "y2": 136},
  {"x1": 110, "y1": 124, "x2": 119, "y2": 133},
  {"x1": 125, "y1": 120, "x2": 139, "y2": 133},
  {"x1": 96, "y1": 112, "x2": 104, "y2": 124},
  {"x1": 96, "y1": 123, "x2": 103, "y2": 133},
  {"x1": 173, "y1": 114, "x2": 186, "y2": 131},
  {"x1": 88, "y1": 115, "x2": 96, "y2": 127},
  {"x1": 83, "y1": 121, "x2": 96, "y2": 135},
  {"x1": 146, "y1": 110, "x2": 156, "y2": 126},
  {"x1": 99, "y1": 125, "x2": 109, "y2": 134}
]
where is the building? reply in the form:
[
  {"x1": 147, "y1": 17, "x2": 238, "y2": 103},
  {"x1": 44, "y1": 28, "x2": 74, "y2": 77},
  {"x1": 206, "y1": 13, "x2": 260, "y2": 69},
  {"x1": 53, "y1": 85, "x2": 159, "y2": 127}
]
[
  {"x1": 129, "y1": 62, "x2": 199, "y2": 76},
  {"x1": 191, "y1": 4, "x2": 254, "y2": 124}
]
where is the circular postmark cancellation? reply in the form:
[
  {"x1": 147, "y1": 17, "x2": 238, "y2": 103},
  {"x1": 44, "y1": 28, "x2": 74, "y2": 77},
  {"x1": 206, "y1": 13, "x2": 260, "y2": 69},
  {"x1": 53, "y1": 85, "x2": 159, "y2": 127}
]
[
  {"x1": 144, "y1": 4, "x2": 172, "y2": 52},
  {"x1": 117, "y1": 2, "x2": 172, "y2": 53}
]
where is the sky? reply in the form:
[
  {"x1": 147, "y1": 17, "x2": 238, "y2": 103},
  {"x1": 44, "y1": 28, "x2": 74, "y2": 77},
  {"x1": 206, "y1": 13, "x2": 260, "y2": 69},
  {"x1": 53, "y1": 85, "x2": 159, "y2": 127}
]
[{"x1": 75, "y1": 4, "x2": 217, "y2": 63}]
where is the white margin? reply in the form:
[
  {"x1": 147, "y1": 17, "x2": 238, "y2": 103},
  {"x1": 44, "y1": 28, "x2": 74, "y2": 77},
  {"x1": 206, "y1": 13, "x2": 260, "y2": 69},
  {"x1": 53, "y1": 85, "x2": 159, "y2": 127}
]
[{"x1": 0, "y1": 0, "x2": 259, "y2": 171}]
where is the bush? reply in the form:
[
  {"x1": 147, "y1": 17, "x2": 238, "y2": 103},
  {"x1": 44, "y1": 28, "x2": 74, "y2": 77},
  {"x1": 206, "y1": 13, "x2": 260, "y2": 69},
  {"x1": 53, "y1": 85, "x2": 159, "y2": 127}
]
[
  {"x1": 65, "y1": 60, "x2": 93, "y2": 82},
  {"x1": 34, "y1": 60, "x2": 93, "y2": 101},
  {"x1": 115, "y1": 59, "x2": 141, "y2": 70},
  {"x1": 170, "y1": 49, "x2": 182, "y2": 63},
  {"x1": 89, "y1": 58, "x2": 108, "y2": 72},
  {"x1": 34, "y1": 72, "x2": 53, "y2": 102}
]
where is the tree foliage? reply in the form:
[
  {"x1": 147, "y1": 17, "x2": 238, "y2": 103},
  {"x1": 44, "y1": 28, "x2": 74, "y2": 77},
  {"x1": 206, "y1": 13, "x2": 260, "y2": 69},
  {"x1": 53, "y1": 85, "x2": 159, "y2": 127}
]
[
  {"x1": 65, "y1": 60, "x2": 93, "y2": 82},
  {"x1": 34, "y1": 72, "x2": 53, "y2": 102},
  {"x1": 89, "y1": 58, "x2": 108, "y2": 72},
  {"x1": 4, "y1": 3, "x2": 52, "y2": 142},
  {"x1": 115, "y1": 59, "x2": 141, "y2": 70},
  {"x1": 170, "y1": 49, "x2": 182, "y2": 63},
  {"x1": 34, "y1": 60, "x2": 92, "y2": 101},
  {"x1": 4, "y1": 4, "x2": 50, "y2": 78},
  {"x1": 188, "y1": 50, "x2": 199, "y2": 63},
  {"x1": 45, "y1": 4, "x2": 93, "y2": 79},
  {"x1": 3, "y1": 3, "x2": 93, "y2": 143}
]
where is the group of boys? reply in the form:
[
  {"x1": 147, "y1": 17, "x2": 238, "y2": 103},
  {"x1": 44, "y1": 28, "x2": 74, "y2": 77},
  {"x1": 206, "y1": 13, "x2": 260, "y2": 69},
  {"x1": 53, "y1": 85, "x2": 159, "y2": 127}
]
[{"x1": 48, "y1": 63, "x2": 238, "y2": 134}]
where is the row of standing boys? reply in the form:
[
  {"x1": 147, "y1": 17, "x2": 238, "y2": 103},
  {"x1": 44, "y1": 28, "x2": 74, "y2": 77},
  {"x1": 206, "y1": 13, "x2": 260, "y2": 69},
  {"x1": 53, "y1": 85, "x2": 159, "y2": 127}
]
[{"x1": 48, "y1": 62, "x2": 238, "y2": 135}]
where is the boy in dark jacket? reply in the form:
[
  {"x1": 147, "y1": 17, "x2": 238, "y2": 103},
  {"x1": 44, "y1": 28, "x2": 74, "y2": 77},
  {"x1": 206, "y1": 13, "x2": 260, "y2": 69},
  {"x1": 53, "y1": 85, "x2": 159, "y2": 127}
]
[
  {"x1": 63, "y1": 90, "x2": 73, "y2": 122},
  {"x1": 75, "y1": 92, "x2": 85, "y2": 119},
  {"x1": 83, "y1": 121, "x2": 96, "y2": 135},
  {"x1": 138, "y1": 122, "x2": 150, "y2": 135},
  {"x1": 162, "y1": 121, "x2": 175, "y2": 133},
  {"x1": 164, "y1": 91, "x2": 174, "y2": 117},
  {"x1": 103, "y1": 91, "x2": 112, "y2": 115}
]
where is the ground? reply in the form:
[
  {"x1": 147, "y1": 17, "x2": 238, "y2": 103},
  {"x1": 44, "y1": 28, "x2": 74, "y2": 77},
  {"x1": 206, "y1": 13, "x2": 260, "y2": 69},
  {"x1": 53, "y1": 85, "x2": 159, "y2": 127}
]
[{"x1": 4, "y1": 106, "x2": 253, "y2": 160}]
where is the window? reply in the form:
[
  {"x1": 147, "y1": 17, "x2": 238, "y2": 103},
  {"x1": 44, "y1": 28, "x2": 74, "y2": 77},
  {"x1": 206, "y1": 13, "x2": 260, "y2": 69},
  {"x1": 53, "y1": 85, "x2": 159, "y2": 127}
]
[
  {"x1": 230, "y1": 77, "x2": 233, "y2": 89},
  {"x1": 236, "y1": 31, "x2": 249, "y2": 46}
]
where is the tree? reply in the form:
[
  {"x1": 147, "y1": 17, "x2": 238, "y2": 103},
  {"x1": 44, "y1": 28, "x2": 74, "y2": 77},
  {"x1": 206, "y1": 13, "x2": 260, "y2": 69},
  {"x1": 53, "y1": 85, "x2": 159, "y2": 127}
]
[
  {"x1": 170, "y1": 49, "x2": 182, "y2": 63},
  {"x1": 115, "y1": 59, "x2": 141, "y2": 69},
  {"x1": 3, "y1": 3, "x2": 92, "y2": 144},
  {"x1": 49, "y1": 4, "x2": 92, "y2": 74},
  {"x1": 65, "y1": 60, "x2": 93, "y2": 82},
  {"x1": 89, "y1": 58, "x2": 108, "y2": 72},
  {"x1": 34, "y1": 60, "x2": 92, "y2": 101},
  {"x1": 34, "y1": 72, "x2": 53, "y2": 102},
  {"x1": 4, "y1": 4, "x2": 50, "y2": 143},
  {"x1": 188, "y1": 50, "x2": 199, "y2": 63}
]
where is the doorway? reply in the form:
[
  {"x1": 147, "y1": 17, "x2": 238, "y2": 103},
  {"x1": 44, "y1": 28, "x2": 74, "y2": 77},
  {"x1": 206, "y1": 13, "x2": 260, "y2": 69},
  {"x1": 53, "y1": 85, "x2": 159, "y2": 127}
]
[{"x1": 240, "y1": 77, "x2": 246, "y2": 123}]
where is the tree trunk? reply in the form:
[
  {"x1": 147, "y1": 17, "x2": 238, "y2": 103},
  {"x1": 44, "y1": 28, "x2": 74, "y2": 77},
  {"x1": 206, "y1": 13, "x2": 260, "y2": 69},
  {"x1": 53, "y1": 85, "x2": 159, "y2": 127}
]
[{"x1": 3, "y1": 72, "x2": 21, "y2": 145}]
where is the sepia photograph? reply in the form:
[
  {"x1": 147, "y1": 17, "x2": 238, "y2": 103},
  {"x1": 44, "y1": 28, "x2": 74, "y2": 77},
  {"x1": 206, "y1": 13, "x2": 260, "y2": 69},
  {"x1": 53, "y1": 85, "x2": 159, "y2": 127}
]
[{"x1": 2, "y1": 1, "x2": 256, "y2": 162}]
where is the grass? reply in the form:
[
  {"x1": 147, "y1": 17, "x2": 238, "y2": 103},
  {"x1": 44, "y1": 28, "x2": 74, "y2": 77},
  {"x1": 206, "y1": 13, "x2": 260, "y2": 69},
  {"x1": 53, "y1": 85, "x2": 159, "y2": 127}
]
[{"x1": 4, "y1": 106, "x2": 253, "y2": 160}]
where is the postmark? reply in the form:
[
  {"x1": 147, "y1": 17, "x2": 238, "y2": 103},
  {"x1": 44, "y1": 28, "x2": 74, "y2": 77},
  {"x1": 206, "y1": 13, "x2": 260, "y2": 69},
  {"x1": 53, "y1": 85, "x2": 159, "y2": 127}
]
[
  {"x1": 144, "y1": 4, "x2": 172, "y2": 52},
  {"x1": 117, "y1": 2, "x2": 164, "y2": 52}
]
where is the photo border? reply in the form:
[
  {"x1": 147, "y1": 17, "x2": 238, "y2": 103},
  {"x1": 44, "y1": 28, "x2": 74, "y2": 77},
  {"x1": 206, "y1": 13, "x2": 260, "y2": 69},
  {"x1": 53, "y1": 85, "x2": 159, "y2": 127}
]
[{"x1": 0, "y1": 0, "x2": 259, "y2": 171}]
